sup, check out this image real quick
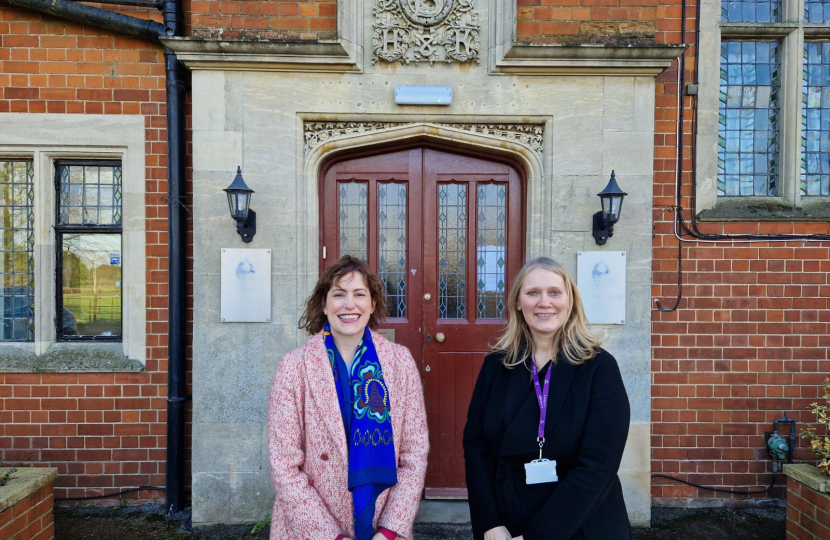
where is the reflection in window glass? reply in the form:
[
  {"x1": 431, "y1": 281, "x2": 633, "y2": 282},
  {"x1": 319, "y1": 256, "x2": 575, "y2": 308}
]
[
  {"x1": 801, "y1": 42, "x2": 830, "y2": 196},
  {"x1": 61, "y1": 234, "x2": 121, "y2": 337},
  {"x1": 476, "y1": 184, "x2": 506, "y2": 319},
  {"x1": 438, "y1": 183, "x2": 467, "y2": 319},
  {"x1": 805, "y1": 1, "x2": 830, "y2": 23},
  {"x1": 718, "y1": 41, "x2": 780, "y2": 196},
  {"x1": 378, "y1": 183, "x2": 407, "y2": 318},
  {"x1": 0, "y1": 160, "x2": 34, "y2": 342},
  {"x1": 721, "y1": 0, "x2": 780, "y2": 22},
  {"x1": 338, "y1": 182, "x2": 368, "y2": 260}
]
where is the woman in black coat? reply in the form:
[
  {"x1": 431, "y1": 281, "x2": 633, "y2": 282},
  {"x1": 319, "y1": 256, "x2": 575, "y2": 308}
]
[{"x1": 463, "y1": 256, "x2": 631, "y2": 540}]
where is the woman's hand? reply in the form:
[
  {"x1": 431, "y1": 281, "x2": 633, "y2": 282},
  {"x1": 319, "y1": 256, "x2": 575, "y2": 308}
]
[{"x1": 483, "y1": 526, "x2": 512, "y2": 540}]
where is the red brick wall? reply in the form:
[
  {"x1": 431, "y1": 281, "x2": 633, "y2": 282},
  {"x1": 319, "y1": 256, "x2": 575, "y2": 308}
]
[
  {"x1": 0, "y1": 7, "x2": 190, "y2": 503},
  {"x1": 650, "y1": 0, "x2": 829, "y2": 505},
  {"x1": 517, "y1": 0, "x2": 830, "y2": 504},
  {"x1": 189, "y1": 0, "x2": 336, "y2": 40},
  {"x1": 786, "y1": 477, "x2": 830, "y2": 539},
  {"x1": 516, "y1": 0, "x2": 659, "y2": 44},
  {"x1": 0, "y1": 480, "x2": 55, "y2": 540}
]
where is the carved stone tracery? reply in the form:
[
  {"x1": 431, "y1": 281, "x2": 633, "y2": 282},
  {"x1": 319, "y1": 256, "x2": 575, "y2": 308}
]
[
  {"x1": 303, "y1": 122, "x2": 544, "y2": 158},
  {"x1": 372, "y1": 0, "x2": 480, "y2": 65}
]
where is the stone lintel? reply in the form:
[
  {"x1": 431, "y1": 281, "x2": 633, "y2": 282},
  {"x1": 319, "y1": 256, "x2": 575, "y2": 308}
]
[
  {"x1": 784, "y1": 464, "x2": 830, "y2": 494},
  {"x1": 0, "y1": 467, "x2": 58, "y2": 513},
  {"x1": 496, "y1": 44, "x2": 685, "y2": 76},
  {"x1": 159, "y1": 38, "x2": 361, "y2": 72}
]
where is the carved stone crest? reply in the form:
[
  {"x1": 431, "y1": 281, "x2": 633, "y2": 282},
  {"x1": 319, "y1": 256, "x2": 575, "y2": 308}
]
[{"x1": 373, "y1": 0, "x2": 480, "y2": 65}]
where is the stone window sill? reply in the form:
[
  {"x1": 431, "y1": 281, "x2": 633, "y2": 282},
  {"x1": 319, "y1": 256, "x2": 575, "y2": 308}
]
[
  {"x1": 0, "y1": 343, "x2": 144, "y2": 373},
  {"x1": 697, "y1": 198, "x2": 830, "y2": 222}
]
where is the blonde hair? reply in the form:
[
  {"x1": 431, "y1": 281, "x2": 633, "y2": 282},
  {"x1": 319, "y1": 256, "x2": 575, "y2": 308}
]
[{"x1": 493, "y1": 256, "x2": 601, "y2": 368}]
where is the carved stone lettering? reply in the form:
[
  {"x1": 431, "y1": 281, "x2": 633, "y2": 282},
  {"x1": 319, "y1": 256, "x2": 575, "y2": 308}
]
[{"x1": 372, "y1": 0, "x2": 480, "y2": 65}]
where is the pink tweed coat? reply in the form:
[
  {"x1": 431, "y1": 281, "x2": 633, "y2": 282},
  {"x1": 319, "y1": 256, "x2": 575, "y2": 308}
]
[{"x1": 268, "y1": 330, "x2": 429, "y2": 540}]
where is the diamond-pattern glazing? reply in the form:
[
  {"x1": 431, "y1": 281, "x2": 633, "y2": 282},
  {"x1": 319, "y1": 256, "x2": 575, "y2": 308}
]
[
  {"x1": 338, "y1": 181, "x2": 368, "y2": 260},
  {"x1": 378, "y1": 182, "x2": 407, "y2": 318},
  {"x1": 718, "y1": 41, "x2": 780, "y2": 196},
  {"x1": 0, "y1": 160, "x2": 35, "y2": 342},
  {"x1": 476, "y1": 184, "x2": 506, "y2": 319},
  {"x1": 801, "y1": 42, "x2": 830, "y2": 196},
  {"x1": 438, "y1": 183, "x2": 466, "y2": 319}
]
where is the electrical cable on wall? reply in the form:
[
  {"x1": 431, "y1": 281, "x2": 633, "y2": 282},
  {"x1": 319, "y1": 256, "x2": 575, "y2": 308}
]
[
  {"x1": 55, "y1": 486, "x2": 166, "y2": 502},
  {"x1": 654, "y1": 0, "x2": 830, "y2": 312},
  {"x1": 651, "y1": 473, "x2": 779, "y2": 496}
]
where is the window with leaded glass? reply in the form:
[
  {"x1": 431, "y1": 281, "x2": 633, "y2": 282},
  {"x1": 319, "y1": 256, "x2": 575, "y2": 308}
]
[
  {"x1": 705, "y1": 0, "x2": 830, "y2": 205},
  {"x1": 0, "y1": 160, "x2": 34, "y2": 342},
  {"x1": 801, "y1": 42, "x2": 830, "y2": 197},
  {"x1": 718, "y1": 41, "x2": 780, "y2": 196},
  {"x1": 55, "y1": 161, "x2": 123, "y2": 340}
]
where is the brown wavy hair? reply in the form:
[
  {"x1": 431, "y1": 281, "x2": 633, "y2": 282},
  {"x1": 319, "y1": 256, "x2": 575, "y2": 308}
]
[
  {"x1": 493, "y1": 256, "x2": 601, "y2": 367},
  {"x1": 298, "y1": 255, "x2": 389, "y2": 335}
]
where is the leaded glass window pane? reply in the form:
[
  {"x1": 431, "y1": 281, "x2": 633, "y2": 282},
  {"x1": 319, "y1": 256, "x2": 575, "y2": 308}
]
[
  {"x1": 718, "y1": 41, "x2": 780, "y2": 196},
  {"x1": 438, "y1": 183, "x2": 466, "y2": 319},
  {"x1": 801, "y1": 42, "x2": 830, "y2": 196},
  {"x1": 338, "y1": 181, "x2": 368, "y2": 260},
  {"x1": 378, "y1": 182, "x2": 407, "y2": 318},
  {"x1": 476, "y1": 184, "x2": 506, "y2": 319},
  {"x1": 58, "y1": 163, "x2": 122, "y2": 225},
  {"x1": 722, "y1": 0, "x2": 780, "y2": 22},
  {"x1": 0, "y1": 160, "x2": 34, "y2": 342},
  {"x1": 55, "y1": 161, "x2": 122, "y2": 340},
  {"x1": 805, "y1": 1, "x2": 830, "y2": 23},
  {"x1": 61, "y1": 234, "x2": 121, "y2": 337}
]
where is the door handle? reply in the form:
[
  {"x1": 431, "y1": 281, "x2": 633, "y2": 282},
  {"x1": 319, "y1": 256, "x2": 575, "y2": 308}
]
[{"x1": 435, "y1": 333, "x2": 445, "y2": 343}]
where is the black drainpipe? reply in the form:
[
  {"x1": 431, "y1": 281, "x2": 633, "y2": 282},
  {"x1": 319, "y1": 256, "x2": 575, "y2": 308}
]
[
  {"x1": 161, "y1": 0, "x2": 188, "y2": 515},
  {"x1": 0, "y1": 0, "x2": 164, "y2": 40},
  {"x1": 0, "y1": 0, "x2": 188, "y2": 514}
]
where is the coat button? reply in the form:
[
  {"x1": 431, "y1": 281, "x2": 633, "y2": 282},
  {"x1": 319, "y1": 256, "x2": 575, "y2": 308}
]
[{"x1": 320, "y1": 453, "x2": 329, "y2": 461}]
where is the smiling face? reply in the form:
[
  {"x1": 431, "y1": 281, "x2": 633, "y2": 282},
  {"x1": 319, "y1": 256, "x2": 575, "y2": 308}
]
[
  {"x1": 323, "y1": 271, "x2": 375, "y2": 344},
  {"x1": 516, "y1": 267, "x2": 571, "y2": 342}
]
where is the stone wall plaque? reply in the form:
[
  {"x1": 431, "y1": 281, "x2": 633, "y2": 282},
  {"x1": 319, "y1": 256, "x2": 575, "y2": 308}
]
[
  {"x1": 220, "y1": 248, "x2": 271, "y2": 323},
  {"x1": 577, "y1": 251, "x2": 626, "y2": 325}
]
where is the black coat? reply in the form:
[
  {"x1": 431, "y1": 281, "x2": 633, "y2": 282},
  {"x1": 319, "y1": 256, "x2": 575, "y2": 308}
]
[{"x1": 463, "y1": 347, "x2": 631, "y2": 540}]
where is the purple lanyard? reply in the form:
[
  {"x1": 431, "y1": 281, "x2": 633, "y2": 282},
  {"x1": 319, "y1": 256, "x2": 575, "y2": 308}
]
[{"x1": 531, "y1": 360, "x2": 553, "y2": 443}]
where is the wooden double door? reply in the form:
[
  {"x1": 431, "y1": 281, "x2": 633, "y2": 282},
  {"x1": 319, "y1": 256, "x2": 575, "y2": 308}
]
[{"x1": 321, "y1": 147, "x2": 524, "y2": 495}]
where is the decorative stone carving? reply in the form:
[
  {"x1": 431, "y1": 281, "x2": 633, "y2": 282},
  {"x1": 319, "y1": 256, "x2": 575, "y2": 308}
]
[
  {"x1": 304, "y1": 122, "x2": 410, "y2": 155},
  {"x1": 304, "y1": 122, "x2": 545, "y2": 158},
  {"x1": 439, "y1": 124, "x2": 545, "y2": 154},
  {"x1": 372, "y1": 0, "x2": 480, "y2": 65}
]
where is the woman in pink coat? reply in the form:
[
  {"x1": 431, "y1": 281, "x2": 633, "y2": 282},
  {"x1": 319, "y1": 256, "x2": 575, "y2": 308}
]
[{"x1": 268, "y1": 255, "x2": 429, "y2": 540}]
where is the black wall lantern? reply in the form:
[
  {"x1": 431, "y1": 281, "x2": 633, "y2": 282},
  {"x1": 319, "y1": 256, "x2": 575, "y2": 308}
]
[
  {"x1": 592, "y1": 170, "x2": 627, "y2": 245},
  {"x1": 224, "y1": 166, "x2": 256, "y2": 243}
]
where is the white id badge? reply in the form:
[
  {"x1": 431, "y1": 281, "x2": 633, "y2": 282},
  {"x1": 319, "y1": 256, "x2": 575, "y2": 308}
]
[{"x1": 525, "y1": 458, "x2": 558, "y2": 484}]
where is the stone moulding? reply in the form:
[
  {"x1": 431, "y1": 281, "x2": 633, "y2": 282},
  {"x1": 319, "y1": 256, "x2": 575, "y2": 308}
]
[
  {"x1": 372, "y1": 0, "x2": 480, "y2": 65},
  {"x1": 158, "y1": 38, "x2": 361, "y2": 72},
  {"x1": 303, "y1": 122, "x2": 544, "y2": 158}
]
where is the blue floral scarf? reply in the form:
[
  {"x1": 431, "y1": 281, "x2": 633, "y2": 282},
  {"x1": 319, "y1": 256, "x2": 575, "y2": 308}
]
[{"x1": 324, "y1": 323, "x2": 398, "y2": 540}]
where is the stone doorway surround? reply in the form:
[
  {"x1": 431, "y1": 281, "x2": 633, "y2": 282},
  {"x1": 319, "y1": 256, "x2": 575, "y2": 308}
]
[{"x1": 164, "y1": 0, "x2": 683, "y2": 529}]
